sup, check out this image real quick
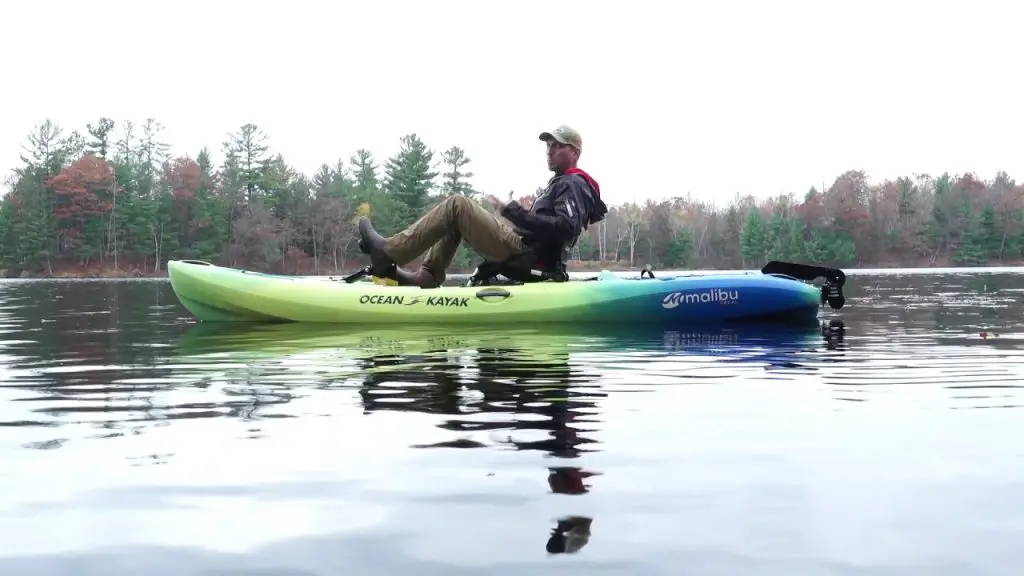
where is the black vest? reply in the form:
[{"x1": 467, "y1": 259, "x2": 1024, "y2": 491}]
[{"x1": 521, "y1": 173, "x2": 600, "y2": 270}]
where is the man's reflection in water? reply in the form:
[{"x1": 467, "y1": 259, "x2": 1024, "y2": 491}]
[
  {"x1": 548, "y1": 466, "x2": 599, "y2": 495},
  {"x1": 356, "y1": 335, "x2": 600, "y2": 555},
  {"x1": 546, "y1": 515, "x2": 593, "y2": 555},
  {"x1": 546, "y1": 467, "x2": 597, "y2": 555},
  {"x1": 357, "y1": 338, "x2": 604, "y2": 458}
]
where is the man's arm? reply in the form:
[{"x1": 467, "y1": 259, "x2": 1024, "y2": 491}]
[{"x1": 500, "y1": 178, "x2": 587, "y2": 243}]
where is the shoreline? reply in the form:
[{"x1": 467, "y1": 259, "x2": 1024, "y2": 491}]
[{"x1": 5, "y1": 257, "x2": 1024, "y2": 280}]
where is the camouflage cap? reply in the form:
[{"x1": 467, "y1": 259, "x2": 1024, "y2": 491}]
[{"x1": 539, "y1": 125, "x2": 582, "y2": 150}]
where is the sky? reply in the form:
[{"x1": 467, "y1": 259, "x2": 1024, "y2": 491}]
[{"x1": 0, "y1": 0, "x2": 1021, "y2": 207}]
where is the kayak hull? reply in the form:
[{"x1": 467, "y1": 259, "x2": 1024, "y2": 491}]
[{"x1": 167, "y1": 260, "x2": 828, "y2": 325}]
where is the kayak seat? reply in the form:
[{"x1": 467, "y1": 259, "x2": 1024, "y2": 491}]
[{"x1": 465, "y1": 257, "x2": 569, "y2": 287}]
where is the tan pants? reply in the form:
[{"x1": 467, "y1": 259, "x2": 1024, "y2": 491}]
[{"x1": 383, "y1": 195, "x2": 530, "y2": 283}]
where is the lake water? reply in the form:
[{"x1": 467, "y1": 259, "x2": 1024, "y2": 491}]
[{"x1": 0, "y1": 269, "x2": 1023, "y2": 575}]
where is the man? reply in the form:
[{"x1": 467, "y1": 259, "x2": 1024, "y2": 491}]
[{"x1": 357, "y1": 124, "x2": 608, "y2": 287}]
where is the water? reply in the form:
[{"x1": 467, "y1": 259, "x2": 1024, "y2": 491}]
[{"x1": 0, "y1": 270, "x2": 1023, "y2": 575}]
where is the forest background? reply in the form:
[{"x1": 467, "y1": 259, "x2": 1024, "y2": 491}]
[{"x1": 2, "y1": 118, "x2": 1021, "y2": 278}]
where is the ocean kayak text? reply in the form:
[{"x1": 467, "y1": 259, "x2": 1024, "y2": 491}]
[{"x1": 358, "y1": 294, "x2": 471, "y2": 307}]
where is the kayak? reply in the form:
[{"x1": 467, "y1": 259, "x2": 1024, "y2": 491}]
[{"x1": 167, "y1": 259, "x2": 847, "y2": 325}]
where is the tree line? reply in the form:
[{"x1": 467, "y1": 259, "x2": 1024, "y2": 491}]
[{"x1": 1, "y1": 117, "x2": 1022, "y2": 278}]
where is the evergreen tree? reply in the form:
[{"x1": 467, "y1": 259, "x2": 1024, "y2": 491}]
[
  {"x1": 440, "y1": 146, "x2": 475, "y2": 197},
  {"x1": 384, "y1": 134, "x2": 438, "y2": 228}
]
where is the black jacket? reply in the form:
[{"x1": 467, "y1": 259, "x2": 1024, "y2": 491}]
[{"x1": 501, "y1": 168, "x2": 608, "y2": 269}]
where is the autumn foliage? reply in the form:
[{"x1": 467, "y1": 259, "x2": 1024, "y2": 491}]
[
  {"x1": 48, "y1": 155, "x2": 118, "y2": 250},
  {"x1": 3, "y1": 117, "x2": 1024, "y2": 278},
  {"x1": 168, "y1": 157, "x2": 201, "y2": 202}
]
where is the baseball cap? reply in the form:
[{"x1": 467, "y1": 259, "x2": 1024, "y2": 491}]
[{"x1": 539, "y1": 125, "x2": 582, "y2": 150}]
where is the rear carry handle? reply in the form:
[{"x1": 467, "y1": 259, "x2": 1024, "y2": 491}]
[{"x1": 761, "y1": 260, "x2": 847, "y2": 310}]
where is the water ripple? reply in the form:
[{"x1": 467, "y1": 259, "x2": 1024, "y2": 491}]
[{"x1": 0, "y1": 273, "x2": 1022, "y2": 573}]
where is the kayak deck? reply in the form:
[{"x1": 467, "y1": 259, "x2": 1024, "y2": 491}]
[{"x1": 167, "y1": 259, "x2": 846, "y2": 326}]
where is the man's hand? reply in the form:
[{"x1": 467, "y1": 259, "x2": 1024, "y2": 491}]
[
  {"x1": 486, "y1": 192, "x2": 533, "y2": 212},
  {"x1": 484, "y1": 194, "x2": 506, "y2": 212}
]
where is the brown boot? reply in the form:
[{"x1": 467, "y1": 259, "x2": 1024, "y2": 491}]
[
  {"x1": 358, "y1": 217, "x2": 395, "y2": 274},
  {"x1": 392, "y1": 265, "x2": 440, "y2": 288}
]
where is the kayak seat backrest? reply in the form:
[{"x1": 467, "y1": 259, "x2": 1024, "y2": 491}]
[{"x1": 466, "y1": 258, "x2": 569, "y2": 287}]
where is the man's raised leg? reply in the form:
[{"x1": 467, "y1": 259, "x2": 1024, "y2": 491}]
[{"x1": 359, "y1": 195, "x2": 530, "y2": 286}]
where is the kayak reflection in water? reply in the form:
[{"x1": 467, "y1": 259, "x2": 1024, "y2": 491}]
[{"x1": 355, "y1": 124, "x2": 607, "y2": 288}]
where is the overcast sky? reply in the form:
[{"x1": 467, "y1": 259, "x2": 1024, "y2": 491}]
[{"x1": 0, "y1": 0, "x2": 1020, "y2": 207}]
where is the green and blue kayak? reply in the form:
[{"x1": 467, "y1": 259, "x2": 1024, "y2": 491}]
[{"x1": 167, "y1": 259, "x2": 847, "y2": 325}]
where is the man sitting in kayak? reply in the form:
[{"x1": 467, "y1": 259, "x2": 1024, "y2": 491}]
[{"x1": 357, "y1": 124, "x2": 608, "y2": 288}]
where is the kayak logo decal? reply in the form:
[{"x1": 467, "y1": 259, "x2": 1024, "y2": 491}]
[{"x1": 662, "y1": 289, "x2": 739, "y2": 309}]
